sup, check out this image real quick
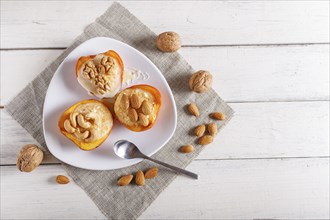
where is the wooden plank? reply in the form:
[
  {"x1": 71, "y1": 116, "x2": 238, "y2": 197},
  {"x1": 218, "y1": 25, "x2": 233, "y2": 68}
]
[
  {"x1": 1, "y1": 158, "x2": 329, "y2": 219},
  {"x1": 181, "y1": 44, "x2": 329, "y2": 102},
  {"x1": 0, "y1": 110, "x2": 60, "y2": 164},
  {"x1": 1, "y1": 1, "x2": 329, "y2": 48},
  {"x1": 0, "y1": 165, "x2": 105, "y2": 219},
  {"x1": 2, "y1": 101, "x2": 328, "y2": 165},
  {"x1": 0, "y1": 50, "x2": 63, "y2": 105},
  {"x1": 1, "y1": 44, "x2": 329, "y2": 105}
]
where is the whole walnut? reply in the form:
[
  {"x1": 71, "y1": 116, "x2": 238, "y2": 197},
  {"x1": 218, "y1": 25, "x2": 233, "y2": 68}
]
[
  {"x1": 16, "y1": 144, "x2": 44, "y2": 172},
  {"x1": 189, "y1": 70, "x2": 213, "y2": 93},
  {"x1": 156, "y1": 32, "x2": 181, "y2": 52}
]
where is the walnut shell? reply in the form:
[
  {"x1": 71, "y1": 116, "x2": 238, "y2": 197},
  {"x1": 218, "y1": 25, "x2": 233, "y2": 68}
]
[
  {"x1": 156, "y1": 32, "x2": 181, "y2": 52},
  {"x1": 16, "y1": 144, "x2": 44, "y2": 172},
  {"x1": 189, "y1": 70, "x2": 213, "y2": 93}
]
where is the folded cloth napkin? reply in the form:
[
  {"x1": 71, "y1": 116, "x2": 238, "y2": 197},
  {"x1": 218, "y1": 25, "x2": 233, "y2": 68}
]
[{"x1": 6, "y1": 2, "x2": 234, "y2": 219}]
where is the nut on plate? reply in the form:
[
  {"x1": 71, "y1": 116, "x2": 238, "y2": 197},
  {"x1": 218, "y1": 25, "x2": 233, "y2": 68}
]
[
  {"x1": 16, "y1": 144, "x2": 44, "y2": 172},
  {"x1": 130, "y1": 93, "x2": 142, "y2": 109},
  {"x1": 58, "y1": 99, "x2": 113, "y2": 151},
  {"x1": 114, "y1": 85, "x2": 162, "y2": 132},
  {"x1": 76, "y1": 50, "x2": 124, "y2": 98},
  {"x1": 189, "y1": 70, "x2": 213, "y2": 93},
  {"x1": 156, "y1": 31, "x2": 181, "y2": 52}
]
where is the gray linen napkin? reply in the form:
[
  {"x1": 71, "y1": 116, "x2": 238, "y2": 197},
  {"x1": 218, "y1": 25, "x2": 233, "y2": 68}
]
[{"x1": 6, "y1": 2, "x2": 233, "y2": 219}]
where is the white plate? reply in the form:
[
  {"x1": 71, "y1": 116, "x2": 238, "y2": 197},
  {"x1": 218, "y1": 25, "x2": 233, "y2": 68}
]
[{"x1": 43, "y1": 37, "x2": 177, "y2": 170}]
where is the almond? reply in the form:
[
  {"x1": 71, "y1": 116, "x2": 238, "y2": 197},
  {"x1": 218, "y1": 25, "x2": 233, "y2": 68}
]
[
  {"x1": 128, "y1": 108, "x2": 138, "y2": 122},
  {"x1": 187, "y1": 103, "x2": 200, "y2": 117},
  {"x1": 179, "y1": 145, "x2": 194, "y2": 153},
  {"x1": 144, "y1": 167, "x2": 158, "y2": 179},
  {"x1": 210, "y1": 112, "x2": 225, "y2": 120},
  {"x1": 135, "y1": 170, "x2": 145, "y2": 186},
  {"x1": 121, "y1": 94, "x2": 130, "y2": 109},
  {"x1": 141, "y1": 100, "x2": 153, "y2": 115},
  {"x1": 117, "y1": 174, "x2": 133, "y2": 186},
  {"x1": 208, "y1": 123, "x2": 218, "y2": 136},
  {"x1": 130, "y1": 94, "x2": 142, "y2": 109},
  {"x1": 139, "y1": 113, "x2": 149, "y2": 126},
  {"x1": 56, "y1": 175, "x2": 70, "y2": 184},
  {"x1": 198, "y1": 135, "x2": 214, "y2": 145},
  {"x1": 194, "y1": 124, "x2": 205, "y2": 137}
]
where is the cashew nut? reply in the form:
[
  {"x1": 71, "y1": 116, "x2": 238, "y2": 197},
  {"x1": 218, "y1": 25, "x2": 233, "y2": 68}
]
[
  {"x1": 69, "y1": 112, "x2": 79, "y2": 128},
  {"x1": 64, "y1": 119, "x2": 76, "y2": 133},
  {"x1": 77, "y1": 114, "x2": 91, "y2": 129},
  {"x1": 90, "y1": 70, "x2": 96, "y2": 79},
  {"x1": 97, "y1": 88, "x2": 106, "y2": 95},
  {"x1": 84, "y1": 130, "x2": 95, "y2": 143},
  {"x1": 83, "y1": 72, "x2": 91, "y2": 79},
  {"x1": 74, "y1": 130, "x2": 89, "y2": 140},
  {"x1": 98, "y1": 65, "x2": 105, "y2": 75},
  {"x1": 84, "y1": 66, "x2": 91, "y2": 73},
  {"x1": 105, "y1": 84, "x2": 111, "y2": 91},
  {"x1": 97, "y1": 82, "x2": 105, "y2": 89},
  {"x1": 101, "y1": 57, "x2": 107, "y2": 65},
  {"x1": 105, "y1": 64, "x2": 112, "y2": 72},
  {"x1": 87, "y1": 61, "x2": 94, "y2": 68}
]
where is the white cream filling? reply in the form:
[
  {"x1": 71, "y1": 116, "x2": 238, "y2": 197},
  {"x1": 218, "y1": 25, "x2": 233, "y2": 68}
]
[{"x1": 77, "y1": 54, "x2": 122, "y2": 98}]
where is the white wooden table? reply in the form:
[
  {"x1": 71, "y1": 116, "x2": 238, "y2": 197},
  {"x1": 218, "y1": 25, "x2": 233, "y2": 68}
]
[{"x1": 1, "y1": 1, "x2": 329, "y2": 219}]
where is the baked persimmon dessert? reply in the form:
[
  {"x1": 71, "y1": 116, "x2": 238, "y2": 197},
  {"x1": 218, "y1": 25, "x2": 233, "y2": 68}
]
[
  {"x1": 76, "y1": 50, "x2": 124, "y2": 98},
  {"x1": 58, "y1": 100, "x2": 113, "y2": 150},
  {"x1": 114, "y1": 85, "x2": 161, "y2": 132}
]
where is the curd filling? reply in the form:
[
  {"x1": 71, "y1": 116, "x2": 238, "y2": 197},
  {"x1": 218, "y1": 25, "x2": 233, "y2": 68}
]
[
  {"x1": 72, "y1": 102, "x2": 112, "y2": 142},
  {"x1": 77, "y1": 54, "x2": 122, "y2": 98},
  {"x1": 114, "y1": 88, "x2": 157, "y2": 127}
]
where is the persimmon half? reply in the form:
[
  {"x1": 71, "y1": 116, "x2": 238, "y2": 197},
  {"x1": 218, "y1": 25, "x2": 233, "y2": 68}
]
[
  {"x1": 114, "y1": 85, "x2": 162, "y2": 132},
  {"x1": 76, "y1": 50, "x2": 124, "y2": 98},
  {"x1": 58, "y1": 99, "x2": 113, "y2": 151}
]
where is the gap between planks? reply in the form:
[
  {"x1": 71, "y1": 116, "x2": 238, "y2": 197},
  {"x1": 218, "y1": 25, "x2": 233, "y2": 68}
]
[
  {"x1": 2, "y1": 156, "x2": 330, "y2": 167},
  {"x1": 1, "y1": 42, "x2": 329, "y2": 51},
  {"x1": 1, "y1": 99, "x2": 329, "y2": 109}
]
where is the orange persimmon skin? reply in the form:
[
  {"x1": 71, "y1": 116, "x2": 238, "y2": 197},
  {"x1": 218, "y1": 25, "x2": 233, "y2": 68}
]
[
  {"x1": 116, "y1": 85, "x2": 162, "y2": 132},
  {"x1": 75, "y1": 50, "x2": 124, "y2": 84},
  {"x1": 58, "y1": 100, "x2": 113, "y2": 151}
]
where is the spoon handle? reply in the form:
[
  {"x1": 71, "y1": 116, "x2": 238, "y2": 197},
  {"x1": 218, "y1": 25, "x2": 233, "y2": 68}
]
[{"x1": 144, "y1": 156, "x2": 199, "y2": 179}]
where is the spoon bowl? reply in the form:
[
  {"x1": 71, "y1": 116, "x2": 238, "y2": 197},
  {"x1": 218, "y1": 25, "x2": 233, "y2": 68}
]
[
  {"x1": 114, "y1": 140, "x2": 145, "y2": 159},
  {"x1": 113, "y1": 140, "x2": 199, "y2": 179}
]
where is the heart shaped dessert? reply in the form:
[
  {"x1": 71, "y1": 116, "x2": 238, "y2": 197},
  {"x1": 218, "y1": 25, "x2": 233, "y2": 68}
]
[
  {"x1": 58, "y1": 99, "x2": 113, "y2": 150},
  {"x1": 114, "y1": 85, "x2": 161, "y2": 132},
  {"x1": 76, "y1": 50, "x2": 124, "y2": 98}
]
